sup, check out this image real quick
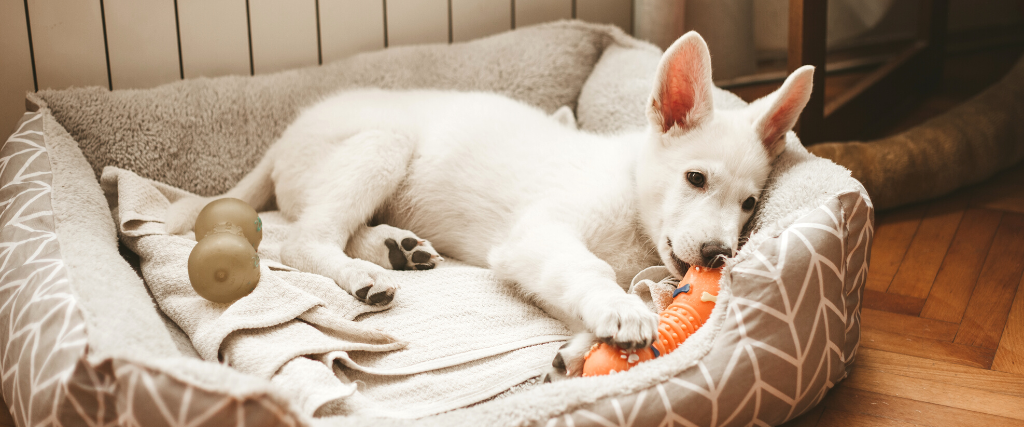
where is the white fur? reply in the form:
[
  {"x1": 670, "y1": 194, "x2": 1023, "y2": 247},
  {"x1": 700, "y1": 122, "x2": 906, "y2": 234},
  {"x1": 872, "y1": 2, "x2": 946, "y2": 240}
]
[{"x1": 165, "y1": 32, "x2": 814, "y2": 373}]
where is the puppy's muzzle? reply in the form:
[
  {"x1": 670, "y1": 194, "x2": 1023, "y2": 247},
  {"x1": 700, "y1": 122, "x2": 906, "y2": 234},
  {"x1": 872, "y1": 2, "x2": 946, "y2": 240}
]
[{"x1": 700, "y1": 241, "x2": 732, "y2": 268}]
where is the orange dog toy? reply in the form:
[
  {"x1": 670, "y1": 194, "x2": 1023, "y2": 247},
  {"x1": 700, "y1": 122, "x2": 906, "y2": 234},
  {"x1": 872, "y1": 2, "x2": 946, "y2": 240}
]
[{"x1": 581, "y1": 266, "x2": 721, "y2": 377}]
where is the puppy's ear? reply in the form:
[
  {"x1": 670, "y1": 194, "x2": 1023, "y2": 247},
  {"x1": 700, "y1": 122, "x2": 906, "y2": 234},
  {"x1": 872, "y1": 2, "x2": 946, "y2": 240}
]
[
  {"x1": 753, "y1": 65, "x2": 814, "y2": 158},
  {"x1": 647, "y1": 31, "x2": 715, "y2": 135}
]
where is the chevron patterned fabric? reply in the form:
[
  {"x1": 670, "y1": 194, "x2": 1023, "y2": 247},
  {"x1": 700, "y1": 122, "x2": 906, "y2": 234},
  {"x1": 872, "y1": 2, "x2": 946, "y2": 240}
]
[{"x1": 0, "y1": 112, "x2": 88, "y2": 426}]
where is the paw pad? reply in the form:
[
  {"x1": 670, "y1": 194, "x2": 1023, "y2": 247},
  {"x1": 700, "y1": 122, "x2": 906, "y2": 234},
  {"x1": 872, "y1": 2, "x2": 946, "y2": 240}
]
[
  {"x1": 552, "y1": 352, "x2": 567, "y2": 372},
  {"x1": 355, "y1": 285, "x2": 395, "y2": 306},
  {"x1": 384, "y1": 238, "x2": 440, "y2": 271}
]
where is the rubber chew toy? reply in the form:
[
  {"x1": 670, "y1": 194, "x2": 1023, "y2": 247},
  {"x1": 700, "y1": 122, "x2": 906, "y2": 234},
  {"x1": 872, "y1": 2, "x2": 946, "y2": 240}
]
[
  {"x1": 581, "y1": 266, "x2": 721, "y2": 377},
  {"x1": 187, "y1": 198, "x2": 263, "y2": 303}
]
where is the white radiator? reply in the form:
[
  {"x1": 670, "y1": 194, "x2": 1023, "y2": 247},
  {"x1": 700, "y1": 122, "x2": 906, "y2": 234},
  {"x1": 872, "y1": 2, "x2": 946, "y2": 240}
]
[{"x1": 0, "y1": 0, "x2": 633, "y2": 135}]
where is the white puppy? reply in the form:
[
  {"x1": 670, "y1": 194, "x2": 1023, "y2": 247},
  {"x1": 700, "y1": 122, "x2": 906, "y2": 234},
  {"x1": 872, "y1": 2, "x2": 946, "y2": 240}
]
[{"x1": 166, "y1": 32, "x2": 814, "y2": 376}]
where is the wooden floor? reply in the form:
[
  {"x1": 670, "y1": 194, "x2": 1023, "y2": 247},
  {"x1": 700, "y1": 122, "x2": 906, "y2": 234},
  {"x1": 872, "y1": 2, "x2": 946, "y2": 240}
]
[
  {"x1": 771, "y1": 38, "x2": 1024, "y2": 427},
  {"x1": 777, "y1": 162, "x2": 1024, "y2": 427},
  {"x1": 1, "y1": 35, "x2": 1022, "y2": 427}
]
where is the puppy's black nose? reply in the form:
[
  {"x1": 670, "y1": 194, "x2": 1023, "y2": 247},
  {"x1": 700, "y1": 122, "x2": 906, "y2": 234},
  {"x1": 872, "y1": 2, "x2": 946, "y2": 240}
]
[{"x1": 700, "y1": 241, "x2": 731, "y2": 268}]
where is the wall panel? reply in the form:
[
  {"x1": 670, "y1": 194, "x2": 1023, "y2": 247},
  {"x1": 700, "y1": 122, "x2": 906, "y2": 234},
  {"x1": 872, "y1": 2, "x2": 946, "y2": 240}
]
[
  {"x1": 177, "y1": 0, "x2": 251, "y2": 78},
  {"x1": 451, "y1": 0, "x2": 510, "y2": 42},
  {"x1": 386, "y1": 0, "x2": 449, "y2": 46},
  {"x1": 319, "y1": 0, "x2": 385, "y2": 63},
  {"x1": 514, "y1": 0, "x2": 572, "y2": 28},
  {"x1": 249, "y1": 0, "x2": 319, "y2": 74},
  {"x1": 576, "y1": 0, "x2": 632, "y2": 34},
  {"x1": 104, "y1": 0, "x2": 181, "y2": 89},
  {"x1": 26, "y1": 0, "x2": 108, "y2": 90},
  {"x1": 0, "y1": 0, "x2": 36, "y2": 135}
]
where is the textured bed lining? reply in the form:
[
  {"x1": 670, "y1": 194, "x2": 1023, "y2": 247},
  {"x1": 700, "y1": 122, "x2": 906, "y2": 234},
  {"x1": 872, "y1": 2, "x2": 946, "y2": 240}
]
[{"x1": 41, "y1": 111, "x2": 189, "y2": 363}]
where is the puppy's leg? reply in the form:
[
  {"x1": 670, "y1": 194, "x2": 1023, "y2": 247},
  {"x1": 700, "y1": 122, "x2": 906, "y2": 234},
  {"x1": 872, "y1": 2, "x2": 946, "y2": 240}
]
[
  {"x1": 490, "y1": 216, "x2": 658, "y2": 375},
  {"x1": 165, "y1": 154, "x2": 276, "y2": 235},
  {"x1": 346, "y1": 224, "x2": 443, "y2": 270},
  {"x1": 281, "y1": 130, "x2": 414, "y2": 305}
]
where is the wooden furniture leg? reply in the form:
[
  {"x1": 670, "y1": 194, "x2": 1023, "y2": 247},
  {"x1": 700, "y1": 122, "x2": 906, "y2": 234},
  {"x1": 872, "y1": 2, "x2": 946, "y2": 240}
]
[
  {"x1": 788, "y1": 0, "x2": 828, "y2": 144},
  {"x1": 788, "y1": 0, "x2": 949, "y2": 144}
]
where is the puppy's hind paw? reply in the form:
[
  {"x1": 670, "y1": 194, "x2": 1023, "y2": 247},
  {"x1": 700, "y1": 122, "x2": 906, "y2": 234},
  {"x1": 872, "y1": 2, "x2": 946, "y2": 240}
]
[
  {"x1": 348, "y1": 224, "x2": 444, "y2": 271},
  {"x1": 355, "y1": 284, "x2": 396, "y2": 306},
  {"x1": 351, "y1": 271, "x2": 398, "y2": 306},
  {"x1": 384, "y1": 235, "x2": 443, "y2": 271}
]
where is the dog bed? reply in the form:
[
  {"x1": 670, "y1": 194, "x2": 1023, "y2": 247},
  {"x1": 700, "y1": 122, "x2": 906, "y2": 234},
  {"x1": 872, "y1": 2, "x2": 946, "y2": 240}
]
[
  {"x1": 0, "y1": 21, "x2": 872, "y2": 426},
  {"x1": 808, "y1": 54, "x2": 1024, "y2": 210}
]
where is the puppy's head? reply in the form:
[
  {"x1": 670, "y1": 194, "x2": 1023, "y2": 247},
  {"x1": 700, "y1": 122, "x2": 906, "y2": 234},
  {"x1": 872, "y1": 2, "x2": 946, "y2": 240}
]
[{"x1": 636, "y1": 32, "x2": 814, "y2": 278}]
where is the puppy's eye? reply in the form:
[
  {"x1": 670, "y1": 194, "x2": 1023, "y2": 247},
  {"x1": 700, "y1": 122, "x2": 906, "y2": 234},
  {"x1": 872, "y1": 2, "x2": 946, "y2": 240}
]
[
  {"x1": 742, "y1": 197, "x2": 756, "y2": 211},
  {"x1": 686, "y1": 172, "x2": 705, "y2": 188}
]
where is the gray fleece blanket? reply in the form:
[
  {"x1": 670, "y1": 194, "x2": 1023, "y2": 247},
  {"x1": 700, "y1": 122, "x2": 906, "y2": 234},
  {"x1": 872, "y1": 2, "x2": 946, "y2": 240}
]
[{"x1": 39, "y1": 23, "x2": 650, "y2": 197}]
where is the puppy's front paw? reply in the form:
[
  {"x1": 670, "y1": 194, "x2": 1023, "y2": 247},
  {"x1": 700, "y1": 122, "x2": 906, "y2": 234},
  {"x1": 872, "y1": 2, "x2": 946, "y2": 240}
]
[{"x1": 592, "y1": 297, "x2": 659, "y2": 351}]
